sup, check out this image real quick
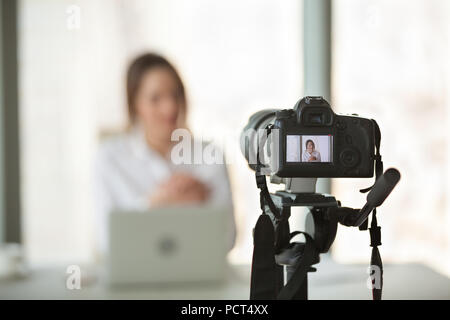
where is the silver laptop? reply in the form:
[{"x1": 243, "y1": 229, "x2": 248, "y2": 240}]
[{"x1": 107, "y1": 206, "x2": 228, "y2": 286}]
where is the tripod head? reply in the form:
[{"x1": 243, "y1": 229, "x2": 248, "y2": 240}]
[
  {"x1": 259, "y1": 168, "x2": 400, "y2": 249},
  {"x1": 251, "y1": 168, "x2": 400, "y2": 300}
]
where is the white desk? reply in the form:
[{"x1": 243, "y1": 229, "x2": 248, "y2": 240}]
[{"x1": 1, "y1": 257, "x2": 449, "y2": 300}]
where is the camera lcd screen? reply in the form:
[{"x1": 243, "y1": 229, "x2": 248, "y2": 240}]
[{"x1": 286, "y1": 135, "x2": 333, "y2": 163}]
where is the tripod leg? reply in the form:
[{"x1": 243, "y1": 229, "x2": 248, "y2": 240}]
[
  {"x1": 285, "y1": 266, "x2": 308, "y2": 300},
  {"x1": 275, "y1": 264, "x2": 284, "y2": 295},
  {"x1": 293, "y1": 274, "x2": 308, "y2": 300}
]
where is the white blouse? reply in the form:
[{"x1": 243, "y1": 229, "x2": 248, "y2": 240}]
[
  {"x1": 92, "y1": 128, "x2": 235, "y2": 254},
  {"x1": 302, "y1": 150, "x2": 321, "y2": 162}
]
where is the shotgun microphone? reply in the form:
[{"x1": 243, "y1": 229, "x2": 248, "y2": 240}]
[{"x1": 354, "y1": 168, "x2": 401, "y2": 227}]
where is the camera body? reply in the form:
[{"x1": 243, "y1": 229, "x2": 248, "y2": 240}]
[
  {"x1": 273, "y1": 96, "x2": 375, "y2": 178},
  {"x1": 241, "y1": 96, "x2": 376, "y2": 178}
]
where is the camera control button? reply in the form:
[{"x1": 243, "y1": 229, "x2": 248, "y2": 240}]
[
  {"x1": 340, "y1": 148, "x2": 360, "y2": 168},
  {"x1": 345, "y1": 134, "x2": 353, "y2": 144},
  {"x1": 336, "y1": 120, "x2": 347, "y2": 130},
  {"x1": 276, "y1": 109, "x2": 294, "y2": 118}
]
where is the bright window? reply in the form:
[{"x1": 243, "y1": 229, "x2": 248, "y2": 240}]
[
  {"x1": 331, "y1": 0, "x2": 450, "y2": 276},
  {"x1": 19, "y1": 0, "x2": 302, "y2": 265}
]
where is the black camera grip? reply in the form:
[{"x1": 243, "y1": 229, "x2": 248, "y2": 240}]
[
  {"x1": 354, "y1": 168, "x2": 400, "y2": 227},
  {"x1": 367, "y1": 168, "x2": 401, "y2": 207}
]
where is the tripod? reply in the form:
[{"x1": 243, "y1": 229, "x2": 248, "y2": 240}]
[
  {"x1": 271, "y1": 191, "x2": 339, "y2": 299},
  {"x1": 250, "y1": 169, "x2": 400, "y2": 300}
]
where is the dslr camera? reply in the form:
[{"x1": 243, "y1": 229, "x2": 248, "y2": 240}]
[
  {"x1": 241, "y1": 96, "x2": 400, "y2": 300},
  {"x1": 242, "y1": 96, "x2": 376, "y2": 178}
]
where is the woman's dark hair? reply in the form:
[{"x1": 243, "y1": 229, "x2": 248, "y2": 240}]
[
  {"x1": 305, "y1": 139, "x2": 315, "y2": 149},
  {"x1": 126, "y1": 53, "x2": 187, "y2": 124}
]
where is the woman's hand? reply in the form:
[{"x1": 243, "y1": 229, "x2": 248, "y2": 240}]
[
  {"x1": 150, "y1": 173, "x2": 211, "y2": 207},
  {"x1": 308, "y1": 156, "x2": 317, "y2": 162}
]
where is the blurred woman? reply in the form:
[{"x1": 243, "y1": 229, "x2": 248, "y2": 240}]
[{"x1": 93, "y1": 53, "x2": 235, "y2": 255}]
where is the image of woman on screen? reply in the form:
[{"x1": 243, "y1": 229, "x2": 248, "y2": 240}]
[{"x1": 302, "y1": 139, "x2": 321, "y2": 162}]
